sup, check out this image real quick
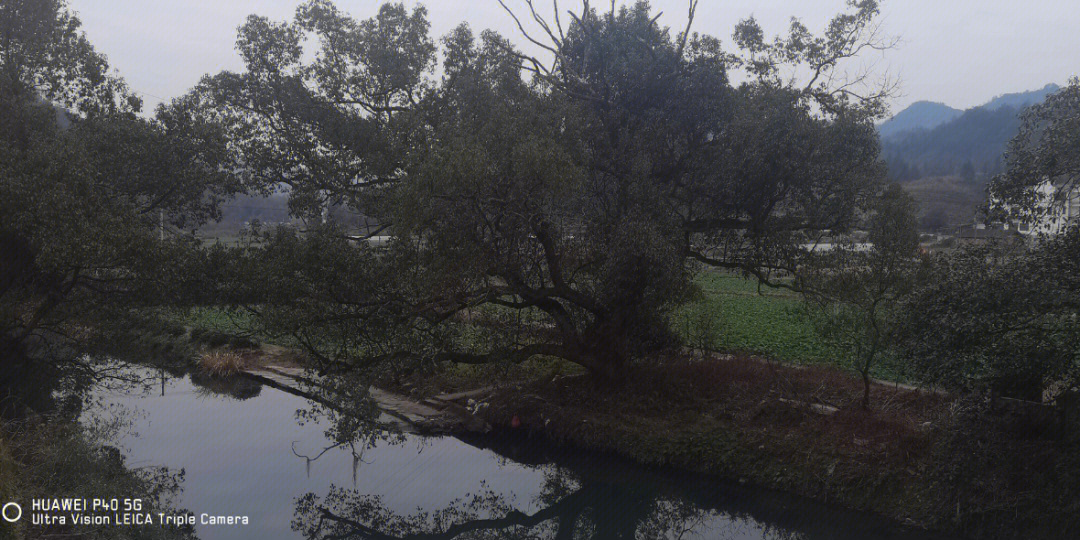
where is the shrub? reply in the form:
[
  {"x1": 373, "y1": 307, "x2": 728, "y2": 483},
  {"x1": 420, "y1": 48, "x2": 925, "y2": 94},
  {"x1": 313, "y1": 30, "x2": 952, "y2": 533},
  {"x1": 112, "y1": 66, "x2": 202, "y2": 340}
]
[
  {"x1": 1, "y1": 421, "x2": 192, "y2": 540},
  {"x1": 197, "y1": 351, "x2": 248, "y2": 377},
  {"x1": 929, "y1": 396, "x2": 1080, "y2": 538},
  {"x1": 899, "y1": 243, "x2": 1080, "y2": 401}
]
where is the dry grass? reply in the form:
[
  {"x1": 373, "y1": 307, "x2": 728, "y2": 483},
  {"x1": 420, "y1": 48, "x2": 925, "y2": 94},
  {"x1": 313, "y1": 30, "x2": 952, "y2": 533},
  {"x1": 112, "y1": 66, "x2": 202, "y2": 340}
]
[
  {"x1": 0, "y1": 433, "x2": 17, "y2": 505},
  {"x1": 197, "y1": 351, "x2": 248, "y2": 377},
  {"x1": 482, "y1": 351, "x2": 955, "y2": 479},
  {"x1": 468, "y1": 353, "x2": 966, "y2": 531}
]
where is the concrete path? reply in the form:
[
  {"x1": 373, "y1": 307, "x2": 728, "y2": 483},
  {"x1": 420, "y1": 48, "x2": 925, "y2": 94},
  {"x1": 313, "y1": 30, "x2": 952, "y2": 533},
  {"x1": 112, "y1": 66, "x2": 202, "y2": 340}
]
[{"x1": 242, "y1": 365, "x2": 490, "y2": 434}]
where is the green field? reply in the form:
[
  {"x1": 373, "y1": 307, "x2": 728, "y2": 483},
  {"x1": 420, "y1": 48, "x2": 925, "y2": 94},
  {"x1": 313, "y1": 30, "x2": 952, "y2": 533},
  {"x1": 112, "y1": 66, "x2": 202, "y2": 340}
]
[
  {"x1": 185, "y1": 271, "x2": 903, "y2": 376},
  {"x1": 673, "y1": 271, "x2": 918, "y2": 381},
  {"x1": 673, "y1": 271, "x2": 837, "y2": 364}
]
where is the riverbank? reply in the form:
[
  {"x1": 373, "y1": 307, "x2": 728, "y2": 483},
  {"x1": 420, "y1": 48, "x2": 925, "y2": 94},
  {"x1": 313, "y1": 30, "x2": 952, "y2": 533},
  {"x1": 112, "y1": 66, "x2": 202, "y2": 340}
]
[
  {"x1": 458, "y1": 354, "x2": 1079, "y2": 540},
  {"x1": 83, "y1": 362, "x2": 958, "y2": 540},
  {"x1": 193, "y1": 338, "x2": 1077, "y2": 540},
  {"x1": 469, "y1": 353, "x2": 955, "y2": 531},
  {"x1": 0, "y1": 418, "x2": 193, "y2": 540},
  {"x1": 223, "y1": 344, "x2": 952, "y2": 528}
]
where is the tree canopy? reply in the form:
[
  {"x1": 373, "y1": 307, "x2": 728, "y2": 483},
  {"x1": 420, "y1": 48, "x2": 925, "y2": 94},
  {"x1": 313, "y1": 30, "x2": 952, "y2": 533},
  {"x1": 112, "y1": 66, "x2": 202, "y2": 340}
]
[
  {"x1": 175, "y1": 0, "x2": 895, "y2": 384},
  {"x1": 989, "y1": 78, "x2": 1080, "y2": 223},
  {"x1": 0, "y1": 0, "x2": 240, "y2": 414}
]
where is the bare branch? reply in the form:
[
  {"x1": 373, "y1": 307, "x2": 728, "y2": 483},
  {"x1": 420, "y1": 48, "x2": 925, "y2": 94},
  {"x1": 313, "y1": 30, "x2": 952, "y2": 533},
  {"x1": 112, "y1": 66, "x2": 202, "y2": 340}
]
[
  {"x1": 675, "y1": 0, "x2": 698, "y2": 58},
  {"x1": 495, "y1": 0, "x2": 560, "y2": 56}
]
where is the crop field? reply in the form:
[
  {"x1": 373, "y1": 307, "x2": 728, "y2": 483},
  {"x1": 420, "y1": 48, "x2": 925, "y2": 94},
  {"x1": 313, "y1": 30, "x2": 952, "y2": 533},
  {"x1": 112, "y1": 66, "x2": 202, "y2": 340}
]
[
  {"x1": 186, "y1": 271, "x2": 913, "y2": 379},
  {"x1": 673, "y1": 271, "x2": 917, "y2": 381},
  {"x1": 673, "y1": 271, "x2": 836, "y2": 364}
]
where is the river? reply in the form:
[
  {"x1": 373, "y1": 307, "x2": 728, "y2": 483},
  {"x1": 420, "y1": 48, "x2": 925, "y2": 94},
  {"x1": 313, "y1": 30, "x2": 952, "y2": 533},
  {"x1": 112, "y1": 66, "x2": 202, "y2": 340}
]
[{"x1": 87, "y1": 367, "x2": 957, "y2": 540}]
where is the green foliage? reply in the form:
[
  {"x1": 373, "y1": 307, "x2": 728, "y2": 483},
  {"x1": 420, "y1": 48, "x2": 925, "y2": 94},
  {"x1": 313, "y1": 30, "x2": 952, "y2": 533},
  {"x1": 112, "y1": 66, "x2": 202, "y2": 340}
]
[
  {"x1": 0, "y1": 0, "x2": 140, "y2": 117},
  {"x1": 928, "y1": 397, "x2": 1080, "y2": 538},
  {"x1": 183, "y1": 307, "x2": 265, "y2": 350},
  {"x1": 907, "y1": 81, "x2": 1080, "y2": 400},
  {"x1": 1, "y1": 420, "x2": 194, "y2": 539},
  {"x1": 674, "y1": 272, "x2": 836, "y2": 364},
  {"x1": 175, "y1": 0, "x2": 892, "y2": 385},
  {"x1": 989, "y1": 78, "x2": 1080, "y2": 223},
  {"x1": 900, "y1": 237, "x2": 1080, "y2": 401},
  {"x1": 0, "y1": 0, "x2": 241, "y2": 416}
]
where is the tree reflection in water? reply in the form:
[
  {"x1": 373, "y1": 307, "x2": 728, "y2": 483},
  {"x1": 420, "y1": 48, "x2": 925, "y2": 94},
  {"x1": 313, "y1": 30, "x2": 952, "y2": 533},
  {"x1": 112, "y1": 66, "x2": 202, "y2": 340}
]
[
  {"x1": 189, "y1": 370, "x2": 263, "y2": 400},
  {"x1": 293, "y1": 475, "x2": 729, "y2": 540},
  {"x1": 289, "y1": 432, "x2": 953, "y2": 540},
  {"x1": 289, "y1": 434, "x2": 813, "y2": 540}
]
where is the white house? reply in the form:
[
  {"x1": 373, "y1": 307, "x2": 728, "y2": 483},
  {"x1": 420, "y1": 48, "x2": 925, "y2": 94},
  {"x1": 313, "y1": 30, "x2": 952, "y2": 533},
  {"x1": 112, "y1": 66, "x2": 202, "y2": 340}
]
[
  {"x1": 1014, "y1": 178, "x2": 1080, "y2": 236},
  {"x1": 992, "y1": 177, "x2": 1080, "y2": 237}
]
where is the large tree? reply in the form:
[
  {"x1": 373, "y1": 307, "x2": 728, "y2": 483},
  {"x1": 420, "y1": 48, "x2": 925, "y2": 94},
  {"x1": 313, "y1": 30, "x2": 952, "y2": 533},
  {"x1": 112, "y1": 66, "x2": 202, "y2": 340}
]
[
  {"x1": 0, "y1": 0, "x2": 238, "y2": 413},
  {"x1": 187, "y1": 0, "x2": 893, "y2": 384}
]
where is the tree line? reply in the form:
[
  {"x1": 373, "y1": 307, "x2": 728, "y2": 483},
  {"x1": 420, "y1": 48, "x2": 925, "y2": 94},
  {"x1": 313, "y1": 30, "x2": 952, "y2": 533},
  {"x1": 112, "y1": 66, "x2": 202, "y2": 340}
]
[{"x1": 2, "y1": 0, "x2": 1079, "y2": 416}]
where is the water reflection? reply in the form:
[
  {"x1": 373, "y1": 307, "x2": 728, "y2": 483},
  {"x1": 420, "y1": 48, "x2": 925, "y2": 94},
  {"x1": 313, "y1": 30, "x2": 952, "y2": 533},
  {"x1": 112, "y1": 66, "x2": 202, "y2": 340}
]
[
  {"x1": 294, "y1": 473, "x2": 756, "y2": 539},
  {"x1": 189, "y1": 370, "x2": 263, "y2": 400},
  {"x1": 294, "y1": 434, "x2": 950, "y2": 540},
  {"x1": 93, "y1": 368, "x2": 953, "y2": 540}
]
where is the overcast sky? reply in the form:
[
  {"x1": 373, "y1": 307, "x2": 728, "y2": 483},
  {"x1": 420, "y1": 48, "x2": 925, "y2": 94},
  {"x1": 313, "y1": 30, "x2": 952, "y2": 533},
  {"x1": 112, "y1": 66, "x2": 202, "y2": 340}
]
[{"x1": 67, "y1": 0, "x2": 1080, "y2": 116}]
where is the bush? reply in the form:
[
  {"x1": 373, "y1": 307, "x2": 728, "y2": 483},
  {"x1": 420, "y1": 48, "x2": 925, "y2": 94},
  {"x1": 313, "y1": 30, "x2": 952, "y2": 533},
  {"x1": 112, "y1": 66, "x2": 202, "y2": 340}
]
[
  {"x1": 900, "y1": 243, "x2": 1080, "y2": 401},
  {"x1": 1, "y1": 421, "x2": 193, "y2": 540},
  {"x1": 197, "y1": 351, "x2": 248, "y2": 376},
  {"x1": 189, "y1": 327, "x2": 257, "y2": 349},
  {"x1": 928, "y1": 396, "x2": 1080, "y2": 538}
]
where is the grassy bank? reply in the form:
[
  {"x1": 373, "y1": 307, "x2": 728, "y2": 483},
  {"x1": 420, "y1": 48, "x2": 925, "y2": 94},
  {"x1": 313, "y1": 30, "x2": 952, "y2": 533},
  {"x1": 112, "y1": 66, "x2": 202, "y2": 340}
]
[
  {"x1": 470, "y1": 354, "x2": 1079, "y2": 539},
  {"x1": 0, "y1": 420, "x2": 193, "y2": 540},
  {"x1": 176, "y1": 296, "x2": 1080, "y2": 538},
  {"x1": 174, "y1": 273, "x2": 1079, "y2": 538},
  {"x1": 477, "y1": 355, "x2": 949, "y2": 526}
]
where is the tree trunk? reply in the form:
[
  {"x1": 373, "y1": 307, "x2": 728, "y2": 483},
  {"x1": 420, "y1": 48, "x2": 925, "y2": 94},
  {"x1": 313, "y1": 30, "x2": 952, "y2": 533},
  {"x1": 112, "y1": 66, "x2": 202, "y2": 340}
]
[
  {"x1": 861, "y1": 345, "x2": 877, "y2": 410},
  {"x1": 862, "y1": 369, "x2": 871, "y2": 410},
  {"x1": 574, "y1": 345, "x2": 628, "y2": 388}
]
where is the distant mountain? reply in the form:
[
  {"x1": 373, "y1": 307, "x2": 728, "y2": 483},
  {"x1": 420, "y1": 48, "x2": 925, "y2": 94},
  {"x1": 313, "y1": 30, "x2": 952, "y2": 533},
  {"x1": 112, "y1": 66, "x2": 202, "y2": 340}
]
[
  {"x1": 878, "y1": 101, "x2": 962, "y2": 139},
  {"x1": 878, "y1": 83, "x2": 1062, "y2": 140},
  {"x1": 979, "y1": 83, "x2": 1061, "y2": 111},
  {"x1": 881, "y1": 83, "x2": 1063, "y2": 183},
  {"x1": 883, "y1": 105, "x2": 1025, "y2": 182}
]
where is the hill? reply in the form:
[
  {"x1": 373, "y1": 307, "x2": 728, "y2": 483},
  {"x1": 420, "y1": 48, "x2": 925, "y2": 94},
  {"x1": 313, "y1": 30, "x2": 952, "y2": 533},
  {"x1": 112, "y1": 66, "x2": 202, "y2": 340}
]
[
  {"x1": 980, "y1": 83, "x2": 1061, "y2": 111},
  {"x1": 877, "y1": 101, "x2": 961, "y2": 139},
  {"x1": 883, "y1": 105, "x2": 1024, "y2": 182},
  {"x1": 880, "y1": 83, "x2": 1063, "y2": 183}
]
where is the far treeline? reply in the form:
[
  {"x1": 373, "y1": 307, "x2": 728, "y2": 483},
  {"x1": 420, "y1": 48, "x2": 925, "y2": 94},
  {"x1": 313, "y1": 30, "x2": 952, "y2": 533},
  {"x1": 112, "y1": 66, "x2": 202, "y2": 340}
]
[{"x1": 2, "y1": 0, "x2": 1080, "y2": 538}]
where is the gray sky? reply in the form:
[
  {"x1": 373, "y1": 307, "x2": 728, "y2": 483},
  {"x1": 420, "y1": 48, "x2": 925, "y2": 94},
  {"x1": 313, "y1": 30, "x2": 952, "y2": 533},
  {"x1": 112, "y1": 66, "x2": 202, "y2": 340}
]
[{"x1": 68, "y1": 0, "x2": 1080, "y2": 116}]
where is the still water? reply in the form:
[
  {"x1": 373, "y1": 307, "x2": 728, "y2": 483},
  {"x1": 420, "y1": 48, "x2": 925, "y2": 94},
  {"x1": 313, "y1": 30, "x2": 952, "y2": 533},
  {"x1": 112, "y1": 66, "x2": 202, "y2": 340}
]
[{"x1": 90, "y1": 368, "x2": 955, "y2": 540}]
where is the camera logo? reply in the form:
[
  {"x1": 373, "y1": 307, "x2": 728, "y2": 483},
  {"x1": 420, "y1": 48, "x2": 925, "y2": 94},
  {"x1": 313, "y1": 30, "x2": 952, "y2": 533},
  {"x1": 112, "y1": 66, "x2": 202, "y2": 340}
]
[{"x1": 2, "y1": 502, "x2": 21, "y2": 522}]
